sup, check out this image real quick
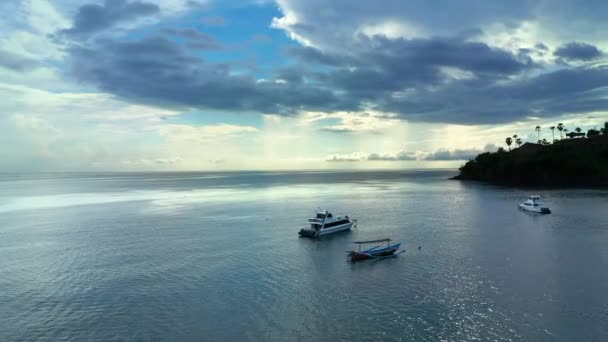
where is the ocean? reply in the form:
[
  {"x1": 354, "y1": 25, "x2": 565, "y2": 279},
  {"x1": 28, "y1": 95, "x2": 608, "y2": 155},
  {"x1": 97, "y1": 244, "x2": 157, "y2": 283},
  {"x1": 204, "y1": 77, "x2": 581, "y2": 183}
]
[{"x1": 1, "y1": 170, "x2": 607, "y2": 341}]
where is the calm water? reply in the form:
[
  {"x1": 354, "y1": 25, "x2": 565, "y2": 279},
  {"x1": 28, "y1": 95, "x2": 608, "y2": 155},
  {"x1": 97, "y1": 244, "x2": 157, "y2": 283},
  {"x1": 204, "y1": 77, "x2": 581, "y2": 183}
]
[{"x1": 1, "y1": 170, "x2": 607, "y2": 341}]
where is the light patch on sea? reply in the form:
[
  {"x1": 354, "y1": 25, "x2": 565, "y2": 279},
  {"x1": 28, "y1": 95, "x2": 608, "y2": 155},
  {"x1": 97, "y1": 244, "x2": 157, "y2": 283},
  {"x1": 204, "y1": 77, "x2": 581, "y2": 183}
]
[{"x1": 0, "y1": 182, "x2": 404, "y2": 214}]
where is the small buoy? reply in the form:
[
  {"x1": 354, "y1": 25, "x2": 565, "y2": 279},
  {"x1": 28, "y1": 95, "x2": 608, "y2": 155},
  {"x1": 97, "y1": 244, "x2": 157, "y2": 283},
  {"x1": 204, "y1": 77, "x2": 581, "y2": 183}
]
[{"x1": 418, "y1": 246, "x2": 421, "y2": 250}]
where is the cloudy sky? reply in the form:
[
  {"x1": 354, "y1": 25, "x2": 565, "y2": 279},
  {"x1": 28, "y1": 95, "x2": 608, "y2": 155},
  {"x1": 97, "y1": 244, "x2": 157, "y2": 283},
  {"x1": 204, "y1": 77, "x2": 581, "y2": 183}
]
[{"x1": 1, "y1": 0, "x2": 607, "y2": 171}]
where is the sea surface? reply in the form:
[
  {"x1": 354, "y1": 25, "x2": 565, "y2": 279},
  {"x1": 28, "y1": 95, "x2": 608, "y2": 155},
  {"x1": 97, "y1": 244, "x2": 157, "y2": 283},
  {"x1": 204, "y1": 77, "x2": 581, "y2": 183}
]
[{"x1": 1, "y1": 170, "x2": 607, "y2": 341}]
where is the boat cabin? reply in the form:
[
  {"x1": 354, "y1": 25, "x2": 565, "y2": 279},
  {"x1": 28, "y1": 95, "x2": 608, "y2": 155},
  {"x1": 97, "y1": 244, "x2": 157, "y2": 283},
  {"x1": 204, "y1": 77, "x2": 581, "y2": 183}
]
[
  {"x1": 307, "y1": 210, "x2": 349, "y2": 231},
  {"x1": 298, "y1": 209, "x2": 355, "y2": 237},
  {"x1": 522, "y1": 195, "x2": 542, "y2": 207}
]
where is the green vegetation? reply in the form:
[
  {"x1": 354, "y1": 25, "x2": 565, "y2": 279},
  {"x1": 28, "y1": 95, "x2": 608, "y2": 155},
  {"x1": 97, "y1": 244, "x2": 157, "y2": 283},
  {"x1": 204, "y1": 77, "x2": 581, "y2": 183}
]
[{"x1": 453, "y1": 122, "x2": 608, "y2": 186}]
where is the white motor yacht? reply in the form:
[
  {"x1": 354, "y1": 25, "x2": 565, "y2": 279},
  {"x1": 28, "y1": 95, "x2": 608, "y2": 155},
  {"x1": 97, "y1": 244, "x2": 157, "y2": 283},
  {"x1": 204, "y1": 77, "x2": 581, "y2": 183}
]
[
  {"x1": 518, "y1": 195, "x2": 551, "y2": 214},
  {"x1": 298, "y1": 209, "x2": 356, "y2": 238}
]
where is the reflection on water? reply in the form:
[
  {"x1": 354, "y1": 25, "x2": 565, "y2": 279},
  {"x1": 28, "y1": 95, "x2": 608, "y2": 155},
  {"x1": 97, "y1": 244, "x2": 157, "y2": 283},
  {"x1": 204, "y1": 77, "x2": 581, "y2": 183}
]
[{"x1": 0, "y1": 170, "x2": 607, "y2": 341}]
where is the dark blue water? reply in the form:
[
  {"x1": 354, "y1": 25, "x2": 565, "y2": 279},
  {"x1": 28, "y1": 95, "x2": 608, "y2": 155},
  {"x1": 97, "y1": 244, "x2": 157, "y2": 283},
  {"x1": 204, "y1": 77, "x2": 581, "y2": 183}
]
[{"x1": 1, "y1": 170, "x2": 607, "y2": 341}]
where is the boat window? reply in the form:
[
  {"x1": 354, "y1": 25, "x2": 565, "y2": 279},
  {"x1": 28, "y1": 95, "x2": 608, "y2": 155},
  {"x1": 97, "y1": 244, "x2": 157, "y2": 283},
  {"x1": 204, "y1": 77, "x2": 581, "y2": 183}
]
[
  {"x1": 323, "y1": 219, "x2": 349, "y2": 228},
  {"x1": 316, "y1": 213, "x2": 326, "y2": 219}
]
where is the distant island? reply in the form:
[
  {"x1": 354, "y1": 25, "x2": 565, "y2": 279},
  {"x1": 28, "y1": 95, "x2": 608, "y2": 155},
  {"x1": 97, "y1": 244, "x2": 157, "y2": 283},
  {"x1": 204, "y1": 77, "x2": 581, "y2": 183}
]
[{"x1": 453, "y1": 122, "x2": 608, "y2": 186}]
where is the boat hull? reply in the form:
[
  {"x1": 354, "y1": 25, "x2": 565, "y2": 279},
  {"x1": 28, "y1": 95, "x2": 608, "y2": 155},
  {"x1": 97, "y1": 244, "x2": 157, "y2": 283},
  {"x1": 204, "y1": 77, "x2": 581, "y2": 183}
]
[
  {"x1": 518, "y1": 204, "x2": 551, "y2": 214},
  {"x1": 348, "y1": 243, "x2": 402, "y2": 262},
  {"x1": 318, "y1": 222, "x2": 353, "y2": 236},
  {"x1": 298, "y1": 221, "x2": 353, "y2": 238}
]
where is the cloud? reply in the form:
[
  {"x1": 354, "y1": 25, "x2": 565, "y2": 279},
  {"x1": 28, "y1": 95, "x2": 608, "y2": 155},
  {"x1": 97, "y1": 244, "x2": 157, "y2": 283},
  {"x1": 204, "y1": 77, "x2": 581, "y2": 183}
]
[
  {"x1": 272, "y1": 0, "x2": 537, "y2": 52},
  {"x1": 325, "y1": 153, "x2": 365, "y2": 162},
  {"x1": 201, "y1": 16, "x2": 225, "y2": 26},
  {"x1": 155, "y1": 123, "x2": 258, "y2": 144},
  {"x1": 325, "y1": 144, "x2": 499, "y2": 162},
  {"x1": 60, "y1": 0, "x2": 159, "y2": 38},
  {"x1": 421, "y1": 144, "x2": 498, "y2": 161},
  {"x1": 367, "y1": 151, "x2": 418, "y2": 161},
  {"x1": 53, "y1": 0, "x2": 608, "y2": 128},
  {"x1": 65, "y1": 30, "x2": 608, "y2": 125},
  {"x1": 122, "y1": 157, "x2": 182, "y2": 166},
  {"x1": 10, "y1": 114, "x2": 62, "y2": 137},
  {"x1": 325, "y1": 151, "x2": 417, "y2": 162},
  {"x1": 0, "y1": 50, "x2": 37, "y2": 71},
  {"x1": 553, "y1": 42, "x2": 603, "y2": 61},
  {"x1": 67, "y1": 35, "x2": 350, "y2": 114},
  {"x1": 162, "y1": 28, "x2": 222, "y2": 50}
]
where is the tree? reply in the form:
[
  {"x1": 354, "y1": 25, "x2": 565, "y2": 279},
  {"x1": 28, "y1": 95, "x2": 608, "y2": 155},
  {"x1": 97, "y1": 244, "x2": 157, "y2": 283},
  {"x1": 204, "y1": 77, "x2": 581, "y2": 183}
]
[
  {"x1": 575, "y1": 127, "x2": 582, "y2": 133},
  {"x1": 587, "y1": 129, "x2": 600, "y2": 137},
  {"x1": 535, "y1": 126, "x2": 541, "y2": 143},
  {"x1": 557, "y1": 123, "x2": 564, "y2": 139},
  {"x1": 505, "y1": 137, "x2": 513, "y2": 151},
  {"x1": 542, "y1": 138, "x2": 548, "y2": 145},
  {"x1": 550, "y1": 126, "x2": 556, "y2": 142},
  {"x1": 516, "y1": 138, "x2": 523, "y2": 147},
  {"x1": 564, "y1": 128, "x2": 569, "y2": 138}
]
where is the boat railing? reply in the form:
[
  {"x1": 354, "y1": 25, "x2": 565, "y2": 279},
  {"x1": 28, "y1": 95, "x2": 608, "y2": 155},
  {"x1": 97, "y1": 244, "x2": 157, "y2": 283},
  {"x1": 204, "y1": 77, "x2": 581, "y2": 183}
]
[{"x1": 308, "y1": 218, "x2": 323, "y2": 223}]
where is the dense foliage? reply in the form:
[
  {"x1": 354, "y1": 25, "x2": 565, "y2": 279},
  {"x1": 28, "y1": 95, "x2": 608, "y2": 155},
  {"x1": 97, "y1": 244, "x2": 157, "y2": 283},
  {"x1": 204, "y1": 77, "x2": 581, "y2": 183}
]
[{"x1": 454, "y1": 140, "x2": 608, "y2": 186}]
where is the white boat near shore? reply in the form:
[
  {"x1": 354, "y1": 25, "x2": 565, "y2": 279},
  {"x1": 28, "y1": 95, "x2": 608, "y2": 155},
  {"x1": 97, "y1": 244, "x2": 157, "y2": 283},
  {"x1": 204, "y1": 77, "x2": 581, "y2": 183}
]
[
  {"x1": 298, "y1": 209, "x2": 356, "y2": 238},
  {"x1": 518, "y1": 195, "x2": 551, "y2": 214}
]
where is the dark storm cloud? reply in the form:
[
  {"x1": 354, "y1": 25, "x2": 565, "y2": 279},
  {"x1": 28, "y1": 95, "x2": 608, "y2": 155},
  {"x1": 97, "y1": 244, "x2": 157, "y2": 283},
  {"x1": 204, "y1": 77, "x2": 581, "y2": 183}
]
[
  {"x1": 0, "y1": 50, "x2": 37, "y2": 71},
  {"x1": 370, "y1": 36, "x2": 535, "y2": 75},
  {"x1": 378, "y1": 65, "x2": 608, "y2": 124},
  {"x1": 64, "y1": 15, "x2": 608, "y2": 125},
  {"x1": 68, "y1": 36, "x2": 351, "y2": 115},
  {"x1": 284, "y1": 46, "x2": 350, "y2": 66},
  {"x1": 162, "y1": 28, "x2": 222, "y2": 50},
  {"x1": 61, "y1": 0, "x2": 159, "y2": 37},
  {"x1": 553, "y1": 42, "x2": 603, "y2": 61},
  {"x1": 289, "y1": 35, "x2": 535, "y2": 103}
]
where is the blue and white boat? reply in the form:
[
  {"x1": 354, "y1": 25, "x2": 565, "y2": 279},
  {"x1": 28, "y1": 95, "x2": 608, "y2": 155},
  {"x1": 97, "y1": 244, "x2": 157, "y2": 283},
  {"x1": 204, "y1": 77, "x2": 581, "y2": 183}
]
[
  {"x1": 347, "y1": 239, "x2": 403, "y2": 261},
  {"x1": 298, "y1": 209, "x2": 356, "y2": 238},
  {"x1": 518, "y1": 195, "x2": 551, "y2": 214}
]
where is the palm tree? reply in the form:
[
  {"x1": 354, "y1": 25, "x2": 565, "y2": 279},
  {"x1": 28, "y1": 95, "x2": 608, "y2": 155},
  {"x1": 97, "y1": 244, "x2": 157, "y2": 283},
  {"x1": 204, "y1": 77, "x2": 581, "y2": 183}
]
[
  {"x1": 505, "y1": 137, "x2": 513, "y2": 151},
  {"x1": 550, "y1": 126, "x2": 555, "y2": 142},
  {"x1": 557, "y1": 123, "x2": 564, "y2": 139},
  {"x1": 516, "y1": 138, "x2": 523, "y2": 147},
  {"x1": 575, "y1": 127, "x2": 582, "y2": 133},
  {"x1": 564, "y1": 128, "x2": 569, "y2": 138},
  {"x1": 535, "y1": 126, "x2": 541, "y2": 143}
]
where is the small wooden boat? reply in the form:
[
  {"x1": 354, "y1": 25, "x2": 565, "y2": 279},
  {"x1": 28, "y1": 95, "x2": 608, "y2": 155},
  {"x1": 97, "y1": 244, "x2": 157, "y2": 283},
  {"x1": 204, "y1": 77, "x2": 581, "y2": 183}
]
[{"x1": 348, "y1": 239, "x2": 402, "y2": 262}]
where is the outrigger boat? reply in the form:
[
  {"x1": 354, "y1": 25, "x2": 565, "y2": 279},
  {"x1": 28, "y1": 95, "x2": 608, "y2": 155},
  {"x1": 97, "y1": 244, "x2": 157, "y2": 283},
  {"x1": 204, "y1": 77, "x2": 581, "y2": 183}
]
[{"x1": 347, "y1": 239, "x2": 403, "y2": 262}]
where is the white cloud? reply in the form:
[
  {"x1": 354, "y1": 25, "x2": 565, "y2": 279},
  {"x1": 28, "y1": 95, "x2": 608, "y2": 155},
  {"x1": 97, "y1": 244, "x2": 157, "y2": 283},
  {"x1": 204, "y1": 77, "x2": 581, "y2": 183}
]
[
  {"x1": 155, "y1": 124, "x2": 258, "y2": 143},
  {"x1": 356, "y1": 20, "x2": 425, "y2": 40}
]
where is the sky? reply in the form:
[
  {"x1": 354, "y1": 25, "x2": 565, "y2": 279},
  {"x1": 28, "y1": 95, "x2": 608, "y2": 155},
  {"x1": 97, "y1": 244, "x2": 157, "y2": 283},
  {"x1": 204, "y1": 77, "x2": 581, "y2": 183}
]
[{"x1": 1, "y1": 0, "x2": 608, "y2": 171}]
